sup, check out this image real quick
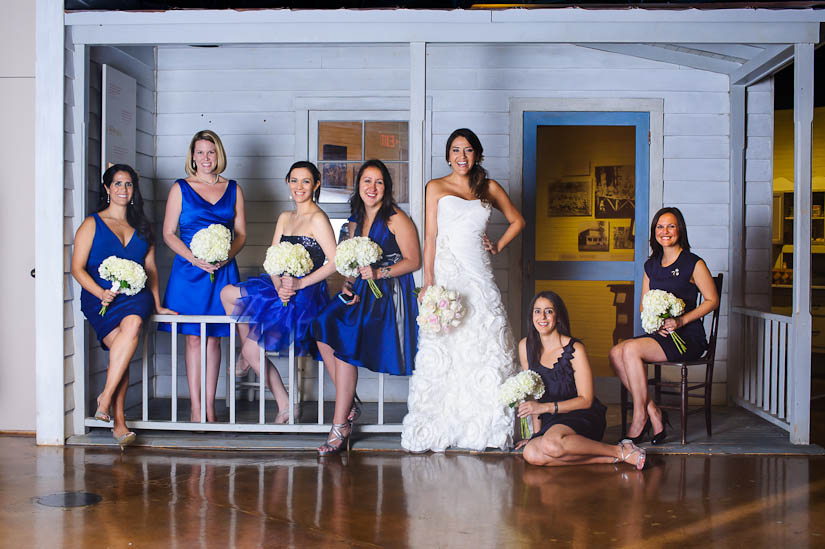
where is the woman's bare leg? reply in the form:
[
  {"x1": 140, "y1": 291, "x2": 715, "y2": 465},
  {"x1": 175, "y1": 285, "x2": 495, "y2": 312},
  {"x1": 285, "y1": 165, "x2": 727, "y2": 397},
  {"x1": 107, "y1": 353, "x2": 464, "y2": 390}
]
[
  {"x1": 240, "y1": 338, "x2": 289, "y2": 414},
  {"x1": 98, "y1": 315, "x2": 143, "y2": 416}
]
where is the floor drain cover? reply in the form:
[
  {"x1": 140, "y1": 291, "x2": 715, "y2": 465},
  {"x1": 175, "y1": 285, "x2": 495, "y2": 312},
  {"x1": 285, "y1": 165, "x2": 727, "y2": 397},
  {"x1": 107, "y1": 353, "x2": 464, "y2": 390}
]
[{"x1": 36, "y1": 492, "x2": 102, "y2": 508}]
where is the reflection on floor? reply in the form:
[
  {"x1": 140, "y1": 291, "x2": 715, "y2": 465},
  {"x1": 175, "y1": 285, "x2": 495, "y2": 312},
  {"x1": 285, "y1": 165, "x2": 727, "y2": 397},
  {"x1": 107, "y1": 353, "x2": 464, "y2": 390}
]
[{"x1": 4, "y1": 436, "x2": 825, "y2": 547}]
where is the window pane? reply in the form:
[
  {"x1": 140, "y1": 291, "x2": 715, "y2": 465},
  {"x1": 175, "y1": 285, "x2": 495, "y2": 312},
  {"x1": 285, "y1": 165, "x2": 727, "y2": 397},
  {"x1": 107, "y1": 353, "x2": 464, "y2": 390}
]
[
  {"x1": 319, "y1": 122, "x2": 362, "y2": 161},
  {"x1": 385, "y1": 163, "x2": 409, "y2": 203},
  {"x1": 318, "y1": 162, "x2": 358, "y2": 203},
  {"x1": 365, "y1": 121, "x2": 408, "y2": 162}
]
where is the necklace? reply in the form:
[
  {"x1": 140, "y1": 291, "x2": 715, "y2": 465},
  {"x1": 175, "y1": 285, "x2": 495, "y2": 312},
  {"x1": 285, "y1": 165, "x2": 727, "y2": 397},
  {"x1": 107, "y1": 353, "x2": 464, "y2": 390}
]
[{"x1": 199, "y1": 173, "x2": 219, "y2": 186}]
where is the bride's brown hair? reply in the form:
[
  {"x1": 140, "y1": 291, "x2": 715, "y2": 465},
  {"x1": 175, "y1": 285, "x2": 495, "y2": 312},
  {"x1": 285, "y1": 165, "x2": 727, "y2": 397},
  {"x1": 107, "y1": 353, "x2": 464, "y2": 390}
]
[{"x1": 445, "y1": 128, "x2": 488, "y2": 200}]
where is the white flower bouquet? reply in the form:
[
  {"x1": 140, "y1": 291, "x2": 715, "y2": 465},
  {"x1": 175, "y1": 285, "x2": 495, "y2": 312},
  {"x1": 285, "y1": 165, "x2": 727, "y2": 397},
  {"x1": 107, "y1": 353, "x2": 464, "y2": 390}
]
[
  {"x1": 641, "y1": 289, "x2": 687, "y2": 354},
  {"x1": 334, "y1": 236, "x2": 384, "y2": 298},
  {"x1": 190, "y1": 223, "x2": 231, "y2": 282},
  {"x1": 498, "y1": 370, "x2": 546, "y2": 440},
  {"x1": 263, "y1": 241, "x2": 314, "y2": 307},
  {"x1": 416, "y1": 285, "x2": 465, "y2": 335},
  {"x1": 97, "y1": 256, "x2": 147, "y2": 315}
]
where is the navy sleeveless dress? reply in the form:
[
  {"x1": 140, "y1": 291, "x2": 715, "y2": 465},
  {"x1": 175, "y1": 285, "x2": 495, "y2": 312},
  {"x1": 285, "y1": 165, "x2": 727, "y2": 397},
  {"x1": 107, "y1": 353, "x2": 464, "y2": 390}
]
[
  {"x1": 80, "y1": 213, "x2": 154, "y2": 349},
  {"x1": 159, "y1": 179, "x2": 240, "y2": 337},
  {"x1": 231, "y1": 235, "x2": 330, "y2": 359},
  {"x1": 529, "y1": 338, "x2": 607, "y2": 441},
  {"x1": 637, "y1": 251, "x2": 709, "y2": 361},
  {"x1": 312, "y1": 212, "x2": 419, "y2": 375}
]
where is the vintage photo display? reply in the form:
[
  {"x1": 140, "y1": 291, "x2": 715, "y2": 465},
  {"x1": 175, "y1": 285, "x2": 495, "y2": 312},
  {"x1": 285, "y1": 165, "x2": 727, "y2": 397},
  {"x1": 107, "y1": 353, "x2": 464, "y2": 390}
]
[
  {"x1": 594, "y1": 165, "x2": 635, "y2": 219},
  {"x1": 546, "y1": 176, "x2": 592, "y2": 217}
]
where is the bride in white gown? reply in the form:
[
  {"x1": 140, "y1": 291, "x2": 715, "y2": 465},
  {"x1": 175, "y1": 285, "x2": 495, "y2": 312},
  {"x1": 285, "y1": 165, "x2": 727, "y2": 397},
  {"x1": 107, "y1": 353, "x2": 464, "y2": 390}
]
[{"x1": 401, "y1": 128, "x2": 526, "y2": 452}]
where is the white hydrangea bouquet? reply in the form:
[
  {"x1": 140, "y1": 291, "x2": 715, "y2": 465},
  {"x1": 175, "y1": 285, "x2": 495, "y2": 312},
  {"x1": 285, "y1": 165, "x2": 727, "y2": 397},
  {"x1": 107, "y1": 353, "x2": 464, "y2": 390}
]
[
  {"x1": 641, "y1": 289, "x2": 687, "y2": 354},
  {"x1": 498, "y1": 370, "x2": 546, "y2": 440},
  {"x1": 263, "y1": 241, "x2": 314, "y2": 307},
  {"x1": 190, "y1": 223, "x2": 231, "y2": 282},
  {"x1": 416, "y1": 285, "x2": 465, "y2": 335},
  {"x1": 97, "y1": 256, "x2": 147, "y2": 316},
  {"x1": 334, "y1": 236, "x2": 384, "y2": 298}
]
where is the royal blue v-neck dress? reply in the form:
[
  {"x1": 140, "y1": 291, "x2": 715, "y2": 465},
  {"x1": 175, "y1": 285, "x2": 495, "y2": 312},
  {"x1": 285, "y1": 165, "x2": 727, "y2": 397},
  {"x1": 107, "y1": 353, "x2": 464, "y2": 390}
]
[
  {"x1": 158, "y1": 179, "x2": 240, "y2": 337},
  {"x1": 80, "y1": 213, "x2": 154, "y2": 349}
]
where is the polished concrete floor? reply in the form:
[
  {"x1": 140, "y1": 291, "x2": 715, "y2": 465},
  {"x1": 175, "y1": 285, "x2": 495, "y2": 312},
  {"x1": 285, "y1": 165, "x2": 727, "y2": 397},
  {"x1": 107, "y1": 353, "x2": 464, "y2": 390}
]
[{"x1": 3, "y1": 436, "x2": 825, "y2": 547}]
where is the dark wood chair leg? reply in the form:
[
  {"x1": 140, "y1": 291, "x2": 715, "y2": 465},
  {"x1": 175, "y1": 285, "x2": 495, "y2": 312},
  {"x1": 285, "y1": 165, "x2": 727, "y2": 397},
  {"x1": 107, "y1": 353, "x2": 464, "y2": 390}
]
[
  {"x1": 654, "y1": 365, "x2": 662, "y2": 402},
  {"x1": 680, "y1": 365, "x2": 688, "y2": 445},
  {"x1": 620, "y1": 385, "x2": 628, "y2": 438},
  {"x1": 705, "y1": 379, "x2": 713, "y2": 438}
]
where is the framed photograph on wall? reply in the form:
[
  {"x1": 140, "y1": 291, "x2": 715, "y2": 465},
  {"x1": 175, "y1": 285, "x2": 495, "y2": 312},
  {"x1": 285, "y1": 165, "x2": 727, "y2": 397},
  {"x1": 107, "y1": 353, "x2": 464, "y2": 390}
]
[
  {"x1": 578, "y1": 220, "x2": 609, "y2": 252},
  {"x1": 594, "y1": 165, "x2": 635, "y2": 219},
  {"x1": 547, "y1": 176, "x2": 592, "y2": 217}
]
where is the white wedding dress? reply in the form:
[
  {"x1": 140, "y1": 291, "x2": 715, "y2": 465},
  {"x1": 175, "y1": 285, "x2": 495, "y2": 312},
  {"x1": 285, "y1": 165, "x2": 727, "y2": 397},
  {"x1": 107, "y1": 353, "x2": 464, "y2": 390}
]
[{"x1": 401, "y1": 195, "x2": 518, "y2": 452}]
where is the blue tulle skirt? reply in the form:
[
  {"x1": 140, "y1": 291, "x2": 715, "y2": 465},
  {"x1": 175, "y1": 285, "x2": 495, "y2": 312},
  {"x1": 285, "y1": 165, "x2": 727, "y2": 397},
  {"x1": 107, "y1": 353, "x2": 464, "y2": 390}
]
[{"x1": 233, "y1": 273, "x2": 330, "y2": 360}]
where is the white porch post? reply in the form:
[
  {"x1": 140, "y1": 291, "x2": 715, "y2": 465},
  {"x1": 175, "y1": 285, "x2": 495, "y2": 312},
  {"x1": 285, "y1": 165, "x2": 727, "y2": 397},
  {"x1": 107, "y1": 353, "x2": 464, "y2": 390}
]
[
  {"x1": 790, "y1": 42, "x2": 814, "y2": 445},
  {"x1": 727, "y1": 84, "x2": 746, "y2": 404},
  {"x1": 34, "y1": 0, "x2": 66, "y2": 445},
  {"x1": 409, "y1": 41, "x2": 426, "y2": 286}
]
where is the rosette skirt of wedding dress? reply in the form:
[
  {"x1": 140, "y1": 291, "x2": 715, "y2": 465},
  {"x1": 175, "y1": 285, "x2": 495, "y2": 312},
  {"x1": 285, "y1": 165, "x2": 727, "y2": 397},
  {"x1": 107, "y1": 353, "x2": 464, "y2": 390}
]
[{"x1": 401, "y1": 195, "x2": 518, "y2": 452}]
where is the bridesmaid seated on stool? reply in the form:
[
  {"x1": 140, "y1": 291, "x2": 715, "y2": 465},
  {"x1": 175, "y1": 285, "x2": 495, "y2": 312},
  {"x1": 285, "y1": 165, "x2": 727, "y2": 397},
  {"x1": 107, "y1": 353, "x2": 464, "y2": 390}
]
[
  {"x1": 71, "y1": 164, "x2": 177, "y2": 449},
  {"x1": 518, "y1": 291, "x2": 645, "y2": 469},
  {"x1": 220, "y1": 161, "x2": 337, "y2": 424},
  {"x1": 609, "y1": 207, "x2": 719, "y2": 445}
]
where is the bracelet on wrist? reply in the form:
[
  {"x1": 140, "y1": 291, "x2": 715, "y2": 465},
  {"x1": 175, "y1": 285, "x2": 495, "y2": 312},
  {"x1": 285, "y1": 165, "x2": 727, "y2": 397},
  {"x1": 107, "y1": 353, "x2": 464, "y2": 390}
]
[
  {"x1": 553, "y1": 401, "x2": 559, "y2": 415},
  {"x1": 378, "y1": 266, "x2": 392, "y2": 279}
]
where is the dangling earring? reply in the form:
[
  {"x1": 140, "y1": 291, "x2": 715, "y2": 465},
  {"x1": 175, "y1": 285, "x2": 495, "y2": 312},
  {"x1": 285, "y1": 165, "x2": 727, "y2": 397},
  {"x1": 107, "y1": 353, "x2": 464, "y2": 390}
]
[
  {"x1": 130, "y1": 198, "x2": 134, "y2": 205},
  {"x1": 107, "y1": 193, "x2": 110, "y2": 204}
]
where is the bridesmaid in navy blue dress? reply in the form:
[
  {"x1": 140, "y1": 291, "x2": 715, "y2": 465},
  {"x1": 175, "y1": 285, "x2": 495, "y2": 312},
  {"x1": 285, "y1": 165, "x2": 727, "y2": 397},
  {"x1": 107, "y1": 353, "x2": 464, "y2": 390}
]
[
  {"x1": 159, "y1": 130, "x2": 246, "y2": 423},
  {"x1": 221, "y1": 162, "x2": 337, "y2": 423},
  {"x1": 312, "y1": 160, "x2": 421, "y2": 455},
  {"x1": 609, "y1": 207, "x2": 719, "y2": 445},
  {"x1": 71, "y1": 164, "x2": 177, "y2": 449},
  {"x1": 517, "y1": 291, "x2": 645, "y2": 469}
]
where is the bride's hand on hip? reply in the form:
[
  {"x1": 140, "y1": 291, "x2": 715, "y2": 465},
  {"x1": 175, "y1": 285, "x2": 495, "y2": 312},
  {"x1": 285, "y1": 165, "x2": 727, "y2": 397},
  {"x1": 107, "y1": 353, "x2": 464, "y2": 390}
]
[{"x1": 482, "y1": 234, "x2": 497, "y2": 255}]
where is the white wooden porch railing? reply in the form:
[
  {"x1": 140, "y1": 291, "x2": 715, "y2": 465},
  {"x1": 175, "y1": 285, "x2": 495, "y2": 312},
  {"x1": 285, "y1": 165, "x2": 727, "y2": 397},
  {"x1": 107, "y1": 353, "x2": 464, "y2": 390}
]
[
  {"x1": 732, "y1": 307, "x2": 793, "y2": 432},
  {"x1": 84, "y1": 314, "x2": 402, "y2": 433}
]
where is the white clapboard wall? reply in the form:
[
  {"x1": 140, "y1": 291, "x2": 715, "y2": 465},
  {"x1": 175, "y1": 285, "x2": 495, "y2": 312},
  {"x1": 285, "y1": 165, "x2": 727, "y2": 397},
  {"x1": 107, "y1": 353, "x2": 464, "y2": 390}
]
[{"x1": 744, "y1": 78, "x2": 775, "y2": 311}]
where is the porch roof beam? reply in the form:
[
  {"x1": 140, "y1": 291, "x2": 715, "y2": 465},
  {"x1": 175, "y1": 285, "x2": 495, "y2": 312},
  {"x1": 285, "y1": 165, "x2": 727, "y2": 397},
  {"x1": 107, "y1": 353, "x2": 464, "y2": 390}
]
[
  {"x1": 65, "y1": 20, "x2": 820, "y2": 46},
  {"x1": 730, "y1": 44, "x2": 796, "y2": 86},
  {"x1": 582, "y1": 43, "x2": 743, "y2": 74}
]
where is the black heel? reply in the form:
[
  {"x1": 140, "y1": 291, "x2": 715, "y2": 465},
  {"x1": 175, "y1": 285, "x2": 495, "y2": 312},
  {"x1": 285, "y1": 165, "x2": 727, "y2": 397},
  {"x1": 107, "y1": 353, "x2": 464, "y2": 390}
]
[
  {"x1": 628, "y1": 419, "x2": 651, "y2": 445},
  {"x1": 651, "y1": 410, "x2": 670, "y2": 445}
]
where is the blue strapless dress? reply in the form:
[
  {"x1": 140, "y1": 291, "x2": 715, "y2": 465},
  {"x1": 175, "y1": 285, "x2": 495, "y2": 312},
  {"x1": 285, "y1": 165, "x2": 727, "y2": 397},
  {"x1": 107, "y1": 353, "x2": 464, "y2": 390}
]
[
  {"x1": 80, "y1": 213, "x2": 154, "y2": 349},
  {"x1": 312, "y1": 212, "x2": 419, "y2": 376},
  {"x1": 158, "y1": 179, "x2": 240, "y2": 337},
  {"x1": 232, "y1": 235, "x2": 330, "y2": 359}
]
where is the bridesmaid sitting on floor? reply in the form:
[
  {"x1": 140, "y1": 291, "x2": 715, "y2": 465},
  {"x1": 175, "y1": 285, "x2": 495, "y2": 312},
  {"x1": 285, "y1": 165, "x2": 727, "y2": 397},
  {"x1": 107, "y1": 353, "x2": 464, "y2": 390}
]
[
  {"x1": 221, "y1": 161, "x2": 336, "y2": 424},
  {"x1": 518, "y1": 291, "x2": 645, "y2": 469},
  {"x1": 71, "y1": 164, "x2": 177, "y2": 449}
]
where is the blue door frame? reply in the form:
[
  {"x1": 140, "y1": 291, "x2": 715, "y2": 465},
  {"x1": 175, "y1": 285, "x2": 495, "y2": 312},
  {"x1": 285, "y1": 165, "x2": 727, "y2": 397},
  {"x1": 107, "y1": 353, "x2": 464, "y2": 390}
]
[{"x1": 522, "y1": 111, "x2": 650, "y2": 336}]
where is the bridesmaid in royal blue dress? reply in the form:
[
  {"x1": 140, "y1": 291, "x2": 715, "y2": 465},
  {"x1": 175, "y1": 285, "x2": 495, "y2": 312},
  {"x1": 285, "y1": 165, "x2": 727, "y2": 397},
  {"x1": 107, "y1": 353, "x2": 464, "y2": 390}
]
[
  {"x1": 312, "y1": 159, "x2": 421, "y2": 455},
  {"x1": 71, "y1": 164, "x2": 177, "y2": 449},
  {"x1": 517, "y1": 291, "x2": 645, "y2": 469},
  {"x1": 221, "y1": 161, "x2": 337, "y2": 423},
  {"x1": 159, "y1": 130, "x2": 246, "y2": 423},
  {"x1": 609, "y1": 207, "x2": 719, "y2": 445}
]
